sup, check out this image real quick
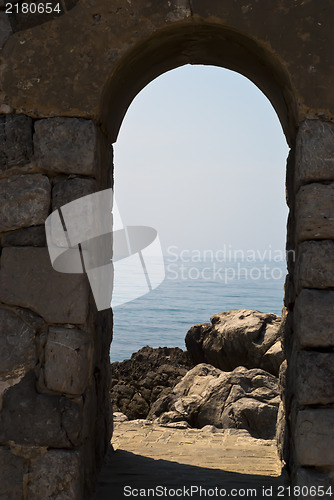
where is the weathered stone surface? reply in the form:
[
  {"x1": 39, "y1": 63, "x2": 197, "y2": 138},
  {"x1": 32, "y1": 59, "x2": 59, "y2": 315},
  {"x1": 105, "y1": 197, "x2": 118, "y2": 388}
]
[
  {"x1": 296, "y1": 121, "x2": 334, "y2": 188},
  {"x1": 296, "y1": 183, "x2": 334, "y2": 241},
  {"x1": 149, "y1": 364, "x2": 280, "y2": 439},
  {"x1": 275, "y1": 402, "x2": 286, "y2": 463},
  {"x1": 262, "y1": 340, "x2": 284, "y2": 376},
  {"x1": 0, "y1": 307, "x2": 36, "y2": 375},
  {"x1": 0, "y1": 174, "x2": 50, "y2": 232},
  {"x1": 44, "y1": 327, "x2": 92, "y2": 395},
  {"x1": 2, "y1": 0, "x2": 333, "y2": 144},
  {"x1": 295, "y1": 466, "x2": 334, "y2": 494},
  {"x1": 295, "y1": 241, "x2": 334, "y2": 291},
  {"x1": 10, "y1": 306, "x2": 45, "y2": 333},
  {"x1": 34, "y1": 118, "x2": 97, "y2": 175},
  {"x1": 27, "y1": 449, "x2": 82, "y2": 500},
  {"x1": 1, "y1": 225, "x2": 46, "y2": 247},
  {"x1": 0, "y1": 13, "x2": 12, "y2": 49},
  {"x1": 294, "y1": 289, "x2": 334, "y2": 347},
  {"x1": 0, "y1": 115, "x2": 33, "y2": 170},
  {"x1": 0, "y1": 372, "x2": 82, "y2": 448},
  {"x1": 52, "y1": 177, "x2": 97, "y2": 211},
  {"x1": 0, "y1": 248, "x2": 89, "y2": 324},
  {"x1": 295, "y1": 351, "x2": 334, "y2": 405},
  {"x1": 185, "y1": 310, "x2": 283, "y2": 376},
  {"x1": 111, "y1": 346, "x2": 192, "y2": 420},
  {"x1": 0, "y1": 446, "x2": 24, "y2": 499},
  {"x1": 295, "y1": 409, "x2": 334, "y2": 466}
]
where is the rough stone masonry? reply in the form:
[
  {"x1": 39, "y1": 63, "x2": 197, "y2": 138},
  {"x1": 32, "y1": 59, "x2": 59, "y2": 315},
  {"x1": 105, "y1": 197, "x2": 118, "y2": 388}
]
[{"x1": 0, "y1": 0, "x2": 334, "y2": 497}]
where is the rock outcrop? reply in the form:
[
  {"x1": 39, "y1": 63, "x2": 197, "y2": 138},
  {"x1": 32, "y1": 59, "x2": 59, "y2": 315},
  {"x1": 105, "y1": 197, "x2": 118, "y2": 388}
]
[
  {"x1": 110, "y1": 310, "x2": 284, "y2": 437},
  {"x1": 185, "y1": 310, "x2": 283, "y2": 376},
  {"x1": 148, "y1": 363, "x2": 280, "y2": 439},
  {"x1": 110, "y1": 346, "x2": 193, "y2": 420}
]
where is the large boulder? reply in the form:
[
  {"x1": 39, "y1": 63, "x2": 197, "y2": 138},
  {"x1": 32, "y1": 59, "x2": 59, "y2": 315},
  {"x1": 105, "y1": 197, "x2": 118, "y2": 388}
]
[
  {"x1": 148, "y1": 363, "x2": 280, "y2": 440},
  {"x1": 185, "y1": 310, "x2": 284, "y2": 376},
  {"x1": 110, "y1": 346, "x2": 193, "y2": 419}
]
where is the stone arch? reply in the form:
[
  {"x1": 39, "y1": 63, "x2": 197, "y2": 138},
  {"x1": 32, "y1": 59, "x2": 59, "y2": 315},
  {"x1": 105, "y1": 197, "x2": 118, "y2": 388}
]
[
  {"x1": 0, "y1": 1, "x2": 333, "y2": 497},
  {"x1": 100, "y1": 22, "x2": 298, "y2": 146}
]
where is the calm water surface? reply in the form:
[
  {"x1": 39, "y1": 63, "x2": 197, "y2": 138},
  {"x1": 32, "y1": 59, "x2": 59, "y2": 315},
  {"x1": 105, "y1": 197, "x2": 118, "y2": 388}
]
[{"x1": 111, "y1": 258, "x2": 286, "y2": 362}]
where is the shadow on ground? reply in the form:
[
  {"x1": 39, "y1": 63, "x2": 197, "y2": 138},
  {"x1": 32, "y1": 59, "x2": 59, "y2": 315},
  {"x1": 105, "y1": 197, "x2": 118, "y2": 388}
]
[{"x1": 92, "y1": 446, "x2": 284, "y2": 500}]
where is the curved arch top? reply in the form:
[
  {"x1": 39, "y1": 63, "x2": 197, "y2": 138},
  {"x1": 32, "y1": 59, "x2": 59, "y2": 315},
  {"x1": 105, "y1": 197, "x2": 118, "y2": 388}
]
[{"x1": 100, "y1": 22, "x2": 298, "y2": 146}]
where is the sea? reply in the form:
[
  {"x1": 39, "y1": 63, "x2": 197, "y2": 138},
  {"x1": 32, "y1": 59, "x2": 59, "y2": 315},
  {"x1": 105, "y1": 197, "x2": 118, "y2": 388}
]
[{"x1": 110, "y1": 256, "x2": 287, "y2": 362}]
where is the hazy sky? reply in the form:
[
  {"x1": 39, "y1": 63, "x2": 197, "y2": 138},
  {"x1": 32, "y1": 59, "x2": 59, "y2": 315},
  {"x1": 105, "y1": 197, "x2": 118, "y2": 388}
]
[{"x1": 114, "y1": 65, "x2": 290, "y2": 256}]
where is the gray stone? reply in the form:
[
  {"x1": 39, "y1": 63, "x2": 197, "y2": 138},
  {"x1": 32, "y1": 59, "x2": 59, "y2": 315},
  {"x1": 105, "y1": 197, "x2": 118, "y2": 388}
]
[
  {"x1": 261, "y1": 340, "x2": 285, "y2": 376},
  {"x1": 295, "y1": 467, "x2": 334, "y2": 496},
  {"x1": 296, "y1": 183, "x2": 334, "y2": 241},
  {"x1": 52, "y1": 177, "x2": 97, "y2": 211},
  {"x1": 150, "y1": 364, "x2": 280, "y2": 440},
  {"x1": 44, "y1": 327, "x2": 92, "y2": 395},
  {"x1": 185, "y1": 310, "x2": 282, "y2": 376},
  {"x1": 27, "y1": 449, "x2": 82, "y2": 500},
  {"x1": 295, "y1": 241, "x2": 334, "y2": 291},
  {"x1": 295, "y1": 351, "x2": 334, "y2": 405},
  {"x1": 275, "y1": 402, "x2": 287, "y2": 463},
  {"x1": 110, "y1": 346, "x2": 192, "y2": 420},
  {"x1": 0, "y1": 115, "x2": 33, "y2": 170},
  {"x1": 0, "y1": 174, "x2": 51, "y2": 232},
  {"x1": 113, "y1": 412, "x2": 128, "y2": 422},
  {"x1": 1, "y1": 225, "x2": 46, "y2": 247},
  {"x1": 295, "y1": 409, "x2": 334, "y2": 466},
  {"x1": 0, "y1": 372, "x2": 82, "y2": 448},
  {"x1": 0, "y1": 307, "x2": 37, "y2": 375},
  {"x1": 296, "y1": 121, "x2": 334, "y2": 188},
  {"x1": 34, "y1": 118, "x2": 97, "y2": 175},
  {"x1": 220, "y1": 397, "x2": 278, "y2": 440},
  {"x1": 0, "y1": 446, "x2": 24, "y2": 500},
  {"x1": 294, "y1": 289, "x2": 334, "y2": 347},
  {"x1": 10, "y1": 307, "x2": 45, "y2": 333},
  {"x1": 0, "y1": 13, "x2": 13, "y2": 49},
  {"x1": 0, "y1": 248, "x2": 89, "y2": 324}
]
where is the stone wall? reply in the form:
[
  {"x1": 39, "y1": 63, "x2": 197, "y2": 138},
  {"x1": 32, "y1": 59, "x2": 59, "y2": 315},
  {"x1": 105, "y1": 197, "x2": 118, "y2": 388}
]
[
  {"x1": 0, "y1": 114, "x2": 113, "y2": 499},
  {"x1": 1, "y1": 0, "x2": 334, "y2": 496},
  {"x1": 279, "y1": 120, "x2": 334, "y2": 491}
]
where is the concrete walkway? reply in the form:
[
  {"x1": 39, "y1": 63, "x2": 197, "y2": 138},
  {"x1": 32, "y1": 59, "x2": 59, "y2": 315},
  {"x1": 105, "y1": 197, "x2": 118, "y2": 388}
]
[{"x1": 92, "y1": 420, "x2": 284, "y2": 499}]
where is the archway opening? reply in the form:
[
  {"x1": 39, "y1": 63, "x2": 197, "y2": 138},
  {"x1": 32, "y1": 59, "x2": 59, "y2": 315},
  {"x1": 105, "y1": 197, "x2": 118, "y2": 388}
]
[
  {"x1": 105, "y1": 63, "x2": 290, "y2": 491},
  {"x1": 112, "y1": 64, "x2": 289, "y2": 362},
  {"x1": 95, "y1": 22, "x2": 299, "y2": 495}
]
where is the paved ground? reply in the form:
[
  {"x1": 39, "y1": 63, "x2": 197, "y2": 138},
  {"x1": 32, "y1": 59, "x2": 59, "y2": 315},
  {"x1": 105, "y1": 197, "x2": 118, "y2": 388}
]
[{"x1": 92, "y1": 420, "x2": 284, "y2": 500}]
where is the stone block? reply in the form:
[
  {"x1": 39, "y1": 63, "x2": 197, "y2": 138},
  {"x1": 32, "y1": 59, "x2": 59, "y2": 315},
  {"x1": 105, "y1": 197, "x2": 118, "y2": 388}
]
[
  {"x1": 294, "y1": 289, "x2": 334, "y2": 347},
  {"x1": 52, "y1": 177, "x2": 97, "y2": 211},
  {"x1": 0, "y1": 12, "x2": 13, "y2": 49},
  {"x1": 34, "y1": 118, "x2": 97, "y2": 175},
  {"x1": 44, "y1": 327, "x2": 92, "y2": 395},
  {"x1": 295, "y1": 467, "x2": 334, "y2": 495},
  {"x1": 0, "y1": 174, "x2": 51, "y2": 232},
  {"x1": 296, "y1": 120, "x2": 334, "y2": 188},
  {"x1": 0, "y1": 307, "x2": 37, "y2": 375},
  {"x1": 295, "y1": 241, "x2": 334, "y2": 292},
  {"x1": 0, "y1": 446, "x2": 24, "y2": 500},
  {"x1": 1, "y1": 226, "x2": 46, "y2": 247},
  {"x1": 10, "y1": 307, "x2": 45, "y2": 333},
  {"x1": 0, "y1": 372, "x2": 82, "y2": 448},
  {"x1": 295, "y1": 409, "x2": 334, "y2": 466},
  {"x1": 295, "y1": 351, "x2": 334, "y2": 405},
  {"x1": 296, "y1": 183, "x2": 334, "y2": 241},
  {"x1": 0, "y1": 115, "x2": 33, "y2": 170},
  {"x1": 27, "y1": 449, "x2": 82, "y2": 500},
  {"x1": 0, "y1": 248, "x2": 89, "y2": 324}
]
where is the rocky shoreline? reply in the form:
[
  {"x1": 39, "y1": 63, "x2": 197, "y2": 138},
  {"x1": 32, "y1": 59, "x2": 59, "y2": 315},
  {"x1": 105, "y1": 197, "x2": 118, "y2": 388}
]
[{"x1": 110, "y1": 309, "x2": 284, "y2": 440}]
